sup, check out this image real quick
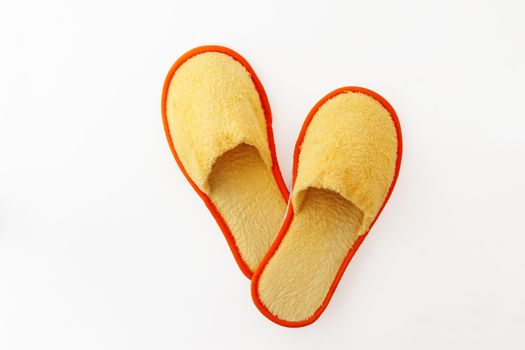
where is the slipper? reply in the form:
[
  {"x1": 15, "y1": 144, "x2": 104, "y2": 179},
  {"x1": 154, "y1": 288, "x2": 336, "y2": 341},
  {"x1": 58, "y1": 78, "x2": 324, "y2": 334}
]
[
  {"x1": 161, "y1": 46, "x2": 289, "y2": 278},
  {"x1": 251, "y1": 87, "x2": 402, "y2": 327}
]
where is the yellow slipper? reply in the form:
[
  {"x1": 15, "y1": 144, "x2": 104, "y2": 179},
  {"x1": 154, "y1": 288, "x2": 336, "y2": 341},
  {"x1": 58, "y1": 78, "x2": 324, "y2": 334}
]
[
  {"x1": 161, "y1": 46, "x2": 289, "y2": 278},
  {"x1": 251, "y1": 87, "x2": 402, "y2": 326}
]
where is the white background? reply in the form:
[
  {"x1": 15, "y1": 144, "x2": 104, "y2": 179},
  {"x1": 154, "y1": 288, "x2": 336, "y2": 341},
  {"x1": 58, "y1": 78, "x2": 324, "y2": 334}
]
[{"x1": 1, "y1": 0, "x2": 524, "y2": 349}]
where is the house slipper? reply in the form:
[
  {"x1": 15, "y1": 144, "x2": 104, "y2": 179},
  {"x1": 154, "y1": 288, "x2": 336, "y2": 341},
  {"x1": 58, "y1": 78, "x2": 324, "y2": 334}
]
[
  {"x1": 251, "y1": 87, "x2": 403, "y2": 327},
  {"x1": 161, "y1": 46, "x2": 289, "y2": 278}
]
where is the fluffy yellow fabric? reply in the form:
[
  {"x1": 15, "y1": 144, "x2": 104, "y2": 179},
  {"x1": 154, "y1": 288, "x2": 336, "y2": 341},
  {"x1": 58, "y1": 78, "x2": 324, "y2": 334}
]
[
  {"x1": 166, "y1": 52, "x2": 271, "y2": 193},
  {"x1": 165, "y1": 52, "x2": 286, "y2": 271},
  {"x1": 257, "y1": 92, "x2": 398, "y2": 322},
  {"x1": 207, "y1": 144, "x2": 286, "y2": 270}
]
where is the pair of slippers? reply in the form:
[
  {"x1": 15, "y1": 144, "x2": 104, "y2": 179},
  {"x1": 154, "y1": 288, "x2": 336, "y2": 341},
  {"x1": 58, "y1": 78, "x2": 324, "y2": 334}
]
[{"x1": 161, "y1": 46, "x2": 402, "y2": 327}]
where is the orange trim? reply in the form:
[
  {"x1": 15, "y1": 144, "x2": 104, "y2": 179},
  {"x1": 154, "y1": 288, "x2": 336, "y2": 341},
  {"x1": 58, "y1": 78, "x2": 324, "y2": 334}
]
[
  {"x1": 251, "y1": 87, "x2": 403, "y2": 327},
  {"x1": 161, "y1": 46, "x2": 289, "y2": 279}
]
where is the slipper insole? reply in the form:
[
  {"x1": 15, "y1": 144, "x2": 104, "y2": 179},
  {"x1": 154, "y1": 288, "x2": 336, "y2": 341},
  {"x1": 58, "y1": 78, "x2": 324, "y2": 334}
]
[
  {"x1": 208, "y1": 143, "x2": 287, "y2": 271},
  {"x1": 257, "y1": 187, "x2": 363, "y2": 322}
]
